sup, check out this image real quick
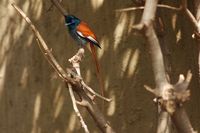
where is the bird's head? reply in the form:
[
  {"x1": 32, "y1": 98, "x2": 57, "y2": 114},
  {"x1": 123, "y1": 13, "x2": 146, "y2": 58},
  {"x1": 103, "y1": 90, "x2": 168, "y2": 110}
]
[{"x1": 64, "y1": 15, "x2": 81, "y2": 29}]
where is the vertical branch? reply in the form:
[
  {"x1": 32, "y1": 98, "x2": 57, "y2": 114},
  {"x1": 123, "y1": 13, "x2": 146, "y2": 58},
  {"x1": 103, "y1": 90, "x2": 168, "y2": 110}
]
[
  {"x1": 182, "y1": 0, "x2": 200, "y2": 85},
  {"x1": 138, "y1": 0, "x2": 195, "y2": 132},
  {"x1": 194, "y1": 0, "x2": 200, "y2": 85},
  {"x1": 139, "y1": 0, "x2": 172, "y2": 132},
  {"x1": 141, "y1": 0, "x2": 169, "y2": 89},
  {"x1": 157, "y1": 111, "x2": 172, "y2": 133}
]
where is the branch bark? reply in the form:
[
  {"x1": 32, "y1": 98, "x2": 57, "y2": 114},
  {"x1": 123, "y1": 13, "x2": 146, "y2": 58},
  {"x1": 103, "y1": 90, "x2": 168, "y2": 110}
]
[
  {"x1": 182, "y1": 0, "x2": 200, "y2": 110},
  {"x1": 67, "y1": 48, "x2": 114, "y2": 133},
  {"x1": 137, "y1": 0, "x2": 196, "y2": 132},
  {"x1": 70, "y1": 82, "x2": 115, "y2": 133},
  {"x1": 194, "y1": 0, "x2": 200, "y2": 88},
  {"x1": 50, "y1": 0, "x2": 68, "y2": 16},
  {"x1": 116, "y1": 4, "x2": 181, "y2": 12},
  {"x1": 140, "y1": 1, "x2": 172, "y2": 132},
  {"x1": 68, "y1": 83, "x2": 90, "y2": 133}
]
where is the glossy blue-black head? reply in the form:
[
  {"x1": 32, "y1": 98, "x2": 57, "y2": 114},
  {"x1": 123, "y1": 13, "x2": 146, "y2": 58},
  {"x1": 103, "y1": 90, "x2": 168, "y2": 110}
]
[{"x1": 64, "y1": 15, "x2": 81, "y2": 30}]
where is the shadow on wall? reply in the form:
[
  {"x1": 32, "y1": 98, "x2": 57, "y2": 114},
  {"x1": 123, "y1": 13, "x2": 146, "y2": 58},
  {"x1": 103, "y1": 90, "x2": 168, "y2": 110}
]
[
  {"x1": 2, "y1": 0, "x2": 199, "y2": 133},
  {"x1": 0, "y1": 0, "x2": 157, "y2": 133}
]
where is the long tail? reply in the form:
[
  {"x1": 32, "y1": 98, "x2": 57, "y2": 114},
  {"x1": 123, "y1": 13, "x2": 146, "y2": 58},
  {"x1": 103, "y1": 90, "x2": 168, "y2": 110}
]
[{"x1": 89, "y1": 43, "x2": 104, "y2": 98}]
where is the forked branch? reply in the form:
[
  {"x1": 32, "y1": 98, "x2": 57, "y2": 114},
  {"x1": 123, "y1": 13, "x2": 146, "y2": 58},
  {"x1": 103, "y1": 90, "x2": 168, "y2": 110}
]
[
  {"x1": 136, "y1": 0, "x2": 196, "y2": 132},
  {"x1": 12, "y1": 3, "x2": 114, "y2": 133}
]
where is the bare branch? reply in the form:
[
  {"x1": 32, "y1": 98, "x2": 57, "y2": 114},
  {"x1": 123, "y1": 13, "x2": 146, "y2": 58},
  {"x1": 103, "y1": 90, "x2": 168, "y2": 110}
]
[
  {"x1": 137, "y1": 1, "x2": 172, "y2": 131},
  {"x1": 74, "y1": 87, "x2": 115, "y2": 133},
  {"x1": 116, "y1": 4, "x2": 181, "y2": 12},
  {"x1": 11, "y1": 3, "x2": 79, "y2": 85},
  {"x1": 181, "y1": 0, "x2": 200, "y2": 33},
  {"x1": 68, "y1": 52, "x2": 115, "y2": 132},
  {"x1": 181, "y1": 0, "x2": 188, "y2": 10},
  {"x1": 12, "y1": 3, "x2": 115, "y2": 133},
  {"x1": 132, "y1": 23, "x2": 145, "y2": 31},
  {"x1": 68, "y1": 48, "x2": 85, "y2": 76},
  {"x1": 171, "y1": 107, "x2": 197, "y2": 133},
  {"x1": 69, "y1": 48, "x2": 111, "y2": 102},
  {"x1": 50, "y1": 0, "x2": 68, "y2": 16},
  {"x1": 47, "y1": 0, "x2": 63, "y2": 12},
  {"x1": 144, "y1": 85, "x2": 159, "y2": 96},
  {"x1": 67, "y1": 41, "x2": 114, "y2": 133},
  {"x1": 185, "y1": 70, "x2": 192, "y2": 83},
  {"x1": 194, "y1": 0, "x2": 200, "y2": 86},
  {"x1": 140, "y1": 0, "x2": 169, "y2": 89},
  {"x1": 68, "y1": 83, "x2": 90, "y2": 133},
  {"x1": 157, "y1": 110, "x2": 172, "y2": 133},
  {"x1": 181, "y1": 0, "x2": 200, "y2": 85},
  {"x1": 137, "y1": 0, "x2": 195, "y2": 132},
  {"x1": 81, "y1": 81, "x2": 112, "y2": 102}
]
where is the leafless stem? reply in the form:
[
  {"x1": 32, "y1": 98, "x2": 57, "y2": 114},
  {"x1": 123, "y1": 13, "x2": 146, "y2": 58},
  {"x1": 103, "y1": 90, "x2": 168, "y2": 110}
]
[
  {"x1": 81, "y1": 81, "x2": 112, "y2": 102},
  {"x1": 137, "y1": 0, "x2": 195, "y2": 132},
  {"x1": 68, "y1": 49, "x2": 115, "y2": 133},
  {"x1": 72, "y1": 84, "x2": 115, "y2": 133},
  {"x1": 141, "y1": 0, "x2": 168, "y2": 89},
  {"x1": 68, "y1": 48, "x2": 85, "y2": 76},
  {"x1": 181, "y1": 0, "x2": 200, "y2": 100},
  {"x1": 116, "y1": 4, "x2": 181, "y2": 12},
  {"x1": 47, "y1": 0, "x2": 63, "y2": 12},
  {"x1": 171, "y1": 107, "x2": 197, "y2": 133},
  {"x1": 195, "y1": 0, "x2": 200, "y2": 86},
  {"x1": 181, "y1": 0, "x2": 200, "y2": 33},
  {"x1": 11, "y1": 3, "x2": 78, "y2": 85},
  {"x1": 50, "y1": 0, "x2": 68, "y2": 16},
  {"x1": 139, "y1": 1, "x2": 172, "y2": 132},
  {"x1": 68, "y1": 48, "x2": 111, "y2": 102},
  {"x1": 68, "y1": 83, "x2": 90, "y2": 133}
]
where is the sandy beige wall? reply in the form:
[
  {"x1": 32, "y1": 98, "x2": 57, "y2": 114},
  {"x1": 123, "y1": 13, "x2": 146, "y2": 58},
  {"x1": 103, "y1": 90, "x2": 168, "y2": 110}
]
[{"x1": 0, "y1": 0, "x2": 199, "y2": 133}]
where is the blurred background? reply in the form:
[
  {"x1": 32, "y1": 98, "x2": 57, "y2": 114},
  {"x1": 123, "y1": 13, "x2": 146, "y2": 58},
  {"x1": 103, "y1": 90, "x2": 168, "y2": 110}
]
[{"x1": 0, "y1": 0, "x2": 199, "y2": 132}]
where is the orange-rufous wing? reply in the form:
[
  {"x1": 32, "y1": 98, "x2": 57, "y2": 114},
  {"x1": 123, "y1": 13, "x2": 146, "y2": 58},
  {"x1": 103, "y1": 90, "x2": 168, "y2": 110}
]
[{"x1": 76, "y1": 22, "x2": 101, "y2": 48}]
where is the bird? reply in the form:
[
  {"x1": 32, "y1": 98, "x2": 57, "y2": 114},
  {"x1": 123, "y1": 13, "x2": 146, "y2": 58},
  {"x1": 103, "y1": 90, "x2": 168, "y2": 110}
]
[{"x1": 64, "y1": 15, "x2": 104, "y2": 97}]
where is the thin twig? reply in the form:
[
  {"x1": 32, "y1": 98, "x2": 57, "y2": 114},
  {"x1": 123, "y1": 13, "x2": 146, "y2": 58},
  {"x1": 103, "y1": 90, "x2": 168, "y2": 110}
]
[
  {"x1": 50, "y1": 0, "x2": 68, "y2": 16},
  {"x1": 69, "y1": 49, "x2": 115, "y2": 133},
  {"x1": 69, "y1": 48, "x2": 111, "y2": 102},
  {"x1": 68, "y1": 83, "x2": 90, "y2": 133},
  {"x1": 181, "y1": 0, "x2": 200, "y2": 33},
  {"x1": 81, "y1": 81, "x2": 112, "y2": 102},
  {"x1": 68, "y1": 48, "x2": 90, "y2": 132},
  {"x1": 116, "y1": 4, "x2": 181, "y2": 12},
  {"x1": 47, "y1": 0, "x2": 63, "y2": 12}
]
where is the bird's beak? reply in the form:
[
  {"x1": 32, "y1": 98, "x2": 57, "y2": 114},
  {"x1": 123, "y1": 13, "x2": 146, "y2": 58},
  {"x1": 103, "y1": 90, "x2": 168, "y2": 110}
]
[{"x1": 65, "y1": 22, "x2": 72, "y2": 26}]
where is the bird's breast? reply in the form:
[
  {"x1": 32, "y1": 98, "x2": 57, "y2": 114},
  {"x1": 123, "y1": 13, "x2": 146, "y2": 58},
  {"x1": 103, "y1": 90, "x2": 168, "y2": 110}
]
[{"x1": 69, "y1": 29, "x2": 87, "y2": 46}]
